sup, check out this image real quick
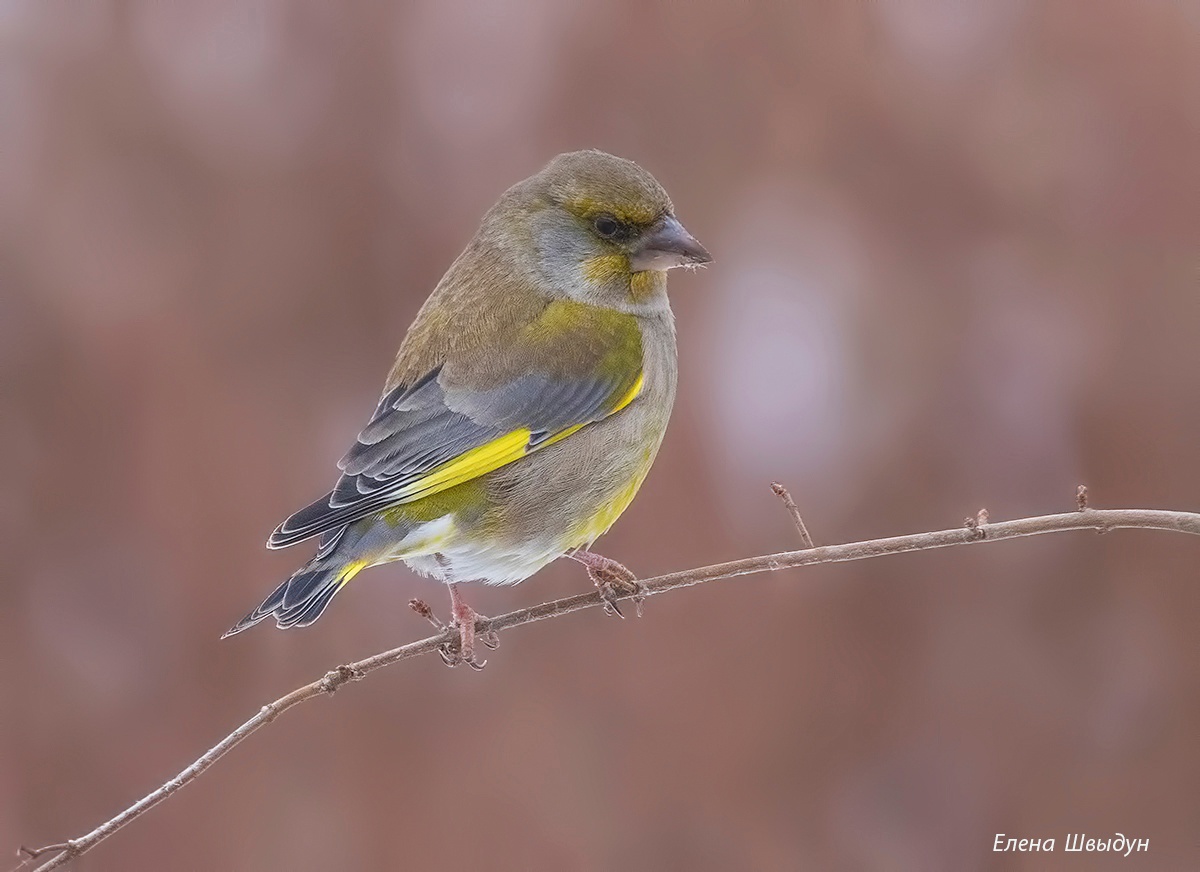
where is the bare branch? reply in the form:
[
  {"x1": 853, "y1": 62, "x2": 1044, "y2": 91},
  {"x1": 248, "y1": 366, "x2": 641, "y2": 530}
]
[
  {"x1": 771, "y1": 482, "x2": 815, "y2": 547},
  {"x1": 20, "y1": 502, "x2": 1200, "y2": 871},
  {"x1": 15, "y1": 845, "x2": 71, "y2": 863}
]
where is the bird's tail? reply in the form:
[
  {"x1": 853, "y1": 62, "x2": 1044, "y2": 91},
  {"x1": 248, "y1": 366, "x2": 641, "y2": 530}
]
[{"x1": 221, "y1": 558, "x2": 369, "y2": 638}]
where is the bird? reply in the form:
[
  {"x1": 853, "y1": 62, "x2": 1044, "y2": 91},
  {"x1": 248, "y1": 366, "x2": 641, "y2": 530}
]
[{"x1": 223, "y1": 150, "x2": 710, "y2": 667}]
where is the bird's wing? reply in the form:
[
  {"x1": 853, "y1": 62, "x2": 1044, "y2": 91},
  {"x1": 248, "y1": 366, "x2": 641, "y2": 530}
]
[{"x1": 268, "y1": 300, "x2": 644, "y2": 548}]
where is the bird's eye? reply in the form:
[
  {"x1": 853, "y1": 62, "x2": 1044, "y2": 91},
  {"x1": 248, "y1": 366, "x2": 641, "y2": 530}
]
[{"x1": 593, "y1": 215, "x2": 621, "y2": 239}]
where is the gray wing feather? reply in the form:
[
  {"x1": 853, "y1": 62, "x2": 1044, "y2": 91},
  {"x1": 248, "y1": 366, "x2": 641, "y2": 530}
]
[{"x1": 267, "y1": 364, "x2": 628, "y2": 549}]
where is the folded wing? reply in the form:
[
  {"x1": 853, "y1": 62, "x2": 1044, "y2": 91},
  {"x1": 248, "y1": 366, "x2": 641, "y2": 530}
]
[{"x1": 268, "y1": 301, "x2": 644, "y2": 548}]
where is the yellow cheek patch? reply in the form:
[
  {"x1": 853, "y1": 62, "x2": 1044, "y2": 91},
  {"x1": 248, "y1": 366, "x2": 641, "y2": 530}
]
[
  {"x1": 629, "y1": 271, "x2": 660, "y2": 300},
  {"x1": 581, "y1": 257, "x2": 664, "y2": 301},
  {"x1": 582, "y1": 254, "x2": 631, "y2": 285}
]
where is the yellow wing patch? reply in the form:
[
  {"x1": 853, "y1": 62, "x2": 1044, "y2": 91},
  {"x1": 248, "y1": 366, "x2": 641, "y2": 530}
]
[
  {"x1": 393, "y1": 373, "x2": 645, "y2": 505},
  {"x1": 396, "y1": 428, "x2": 533, "y2": 502},
  {"x1": 612, "y1": 372, "x2": 645, "y2": 414}
]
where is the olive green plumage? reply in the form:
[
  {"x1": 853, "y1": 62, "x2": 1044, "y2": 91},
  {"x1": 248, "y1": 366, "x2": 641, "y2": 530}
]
[{"x1": 225, "y1": 150, "x2": 710, "y2": 638}]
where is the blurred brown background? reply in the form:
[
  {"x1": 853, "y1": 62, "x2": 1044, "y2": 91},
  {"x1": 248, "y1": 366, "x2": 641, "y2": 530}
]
[{"x1": 3, "y1": 1, "x2": 1198, "y2": 869}]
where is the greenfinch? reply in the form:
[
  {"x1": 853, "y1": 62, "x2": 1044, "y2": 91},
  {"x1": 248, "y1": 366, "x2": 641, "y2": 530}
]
[{"x1": 224, "y1": 150, "x2": 710, "y2": 666}]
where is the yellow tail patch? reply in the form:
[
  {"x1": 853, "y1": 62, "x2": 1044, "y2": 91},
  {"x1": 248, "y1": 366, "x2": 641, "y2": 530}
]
[{"x1": 339, "y1": 560, "x2": 370, "y2": 585}]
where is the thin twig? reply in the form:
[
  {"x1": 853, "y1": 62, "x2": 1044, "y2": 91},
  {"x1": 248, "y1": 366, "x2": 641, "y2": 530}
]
[
  {"x1": 771, "y1": 482, "x2": 815, "y2": 547},
  {"x1": 18, "y1": 502, "x2": 1200, "y2": 872},
  {"x1": 15, "y1": 846, "x2": 69, "y2": 862}
]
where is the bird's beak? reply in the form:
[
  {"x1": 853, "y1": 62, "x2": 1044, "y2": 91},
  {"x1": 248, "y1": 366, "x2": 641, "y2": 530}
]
[{"x1": 629, "y1": 215, "x2": 712, "y2": 272}]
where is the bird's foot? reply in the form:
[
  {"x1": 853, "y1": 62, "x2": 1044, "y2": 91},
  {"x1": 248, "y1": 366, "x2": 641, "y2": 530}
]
[
  {"x1": 410, "y1": 593, "x2": 496, "y2": 670},
  {"x1": 447, "y1": 583, "x2": 493, "y2": 669},
  {"x1": 571, "y1": 550, "x2": 645, "y2": 618}
]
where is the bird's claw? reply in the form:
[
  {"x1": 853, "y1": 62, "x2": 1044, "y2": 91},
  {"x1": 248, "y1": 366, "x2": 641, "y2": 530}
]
[
  {"x1": 462, "y1": 649, "x2": 487, "y2": 671},
  {"x1": 415, "y1": 597, "x2": 492, "y2": 669},
  {"x1": 587, "y1": 564, "x2": 645, "y2": 619},
  {"x1": 439, "y1": 648, "x2": 488, "y2": 670},
  {"x1": 437, "y1": 631, "x2": 488, "y2": 670}
]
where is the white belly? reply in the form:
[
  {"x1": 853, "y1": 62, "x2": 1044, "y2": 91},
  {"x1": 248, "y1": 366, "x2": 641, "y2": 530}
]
[{"x1": 378, "y1": 515, "x2": 564, "y2": 586}]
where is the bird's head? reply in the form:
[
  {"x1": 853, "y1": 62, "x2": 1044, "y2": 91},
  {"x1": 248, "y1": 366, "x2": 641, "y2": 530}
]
[{"x1": 490, "y1": 150, "x2": 711, "y2": 311}]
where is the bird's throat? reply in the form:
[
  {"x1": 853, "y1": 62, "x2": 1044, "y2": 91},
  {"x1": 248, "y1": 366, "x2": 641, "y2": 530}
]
[{"x1": 629, "y1": 269, "x2": 665, "y2": 302}]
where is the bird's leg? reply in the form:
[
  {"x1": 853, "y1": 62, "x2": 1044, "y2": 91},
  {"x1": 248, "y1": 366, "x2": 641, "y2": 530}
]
[
  {"x1": 441, "y1": 582, "x2": 495, "y2": 670},
  {"x1": 410, "y1": 595, "x2": 495, "y2": 668},
  {"x1": 569, "y1": 550, "x2": 645, "y2": 618}
]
